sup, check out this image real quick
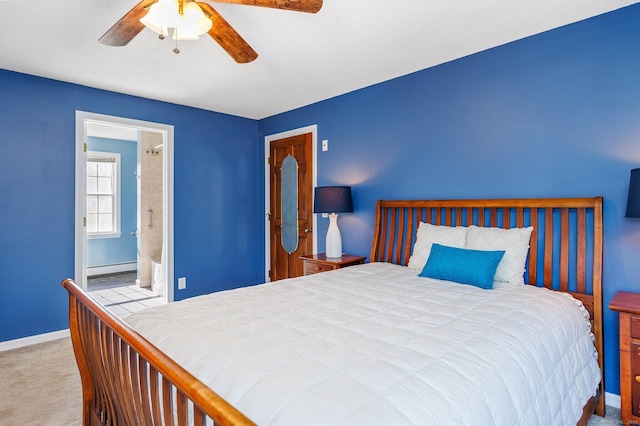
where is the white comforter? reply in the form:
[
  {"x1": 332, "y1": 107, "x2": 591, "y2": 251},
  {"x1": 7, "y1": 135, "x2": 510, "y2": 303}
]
[{"x1": 124, "y1": 262, "x2": 600, "y2": 425}]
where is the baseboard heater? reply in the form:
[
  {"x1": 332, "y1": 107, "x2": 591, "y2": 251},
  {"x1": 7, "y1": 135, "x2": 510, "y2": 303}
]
[{"x1": 87, "y1": 262, "x2": 136, "y2": 277}]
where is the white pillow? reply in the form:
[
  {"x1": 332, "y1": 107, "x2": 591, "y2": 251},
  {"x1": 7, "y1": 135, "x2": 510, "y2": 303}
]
[
  {"x1": 407, "y1": 222, "x2": 468, "y2": 271},
  {"x1": 465, "y1": 225, "x2": 533, "y2": 284}
]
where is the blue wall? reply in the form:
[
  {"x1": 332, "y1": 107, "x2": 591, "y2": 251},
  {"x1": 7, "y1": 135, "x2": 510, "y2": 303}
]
[
  {"x1": 0, "y1": 69, "x2": 263, "y2": 342},
  {"x1": 259, "y1": 4, "x2": 640, "y2": 396},
  {"x1": 3, "y1": 2, "x2": 640, "y2": 398},
  {"x1": 86, "y1": 137, "x2": 137, "y2": 267}
]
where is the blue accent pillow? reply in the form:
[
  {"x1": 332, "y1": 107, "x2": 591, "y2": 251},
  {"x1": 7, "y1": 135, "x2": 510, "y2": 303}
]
[{"x1": 418, "y1": 243, "x2": 505, "y2": 289}]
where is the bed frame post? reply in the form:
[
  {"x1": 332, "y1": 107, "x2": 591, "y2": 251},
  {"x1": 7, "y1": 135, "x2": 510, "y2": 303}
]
[
  {"x1": 370, "y1": 200, "x2": 383, "y2": 263},
  {"x1": 593, "y1": 197, "x2": 605, "y2": 417},
  {"x1": 66, "y1": 284, "x2": 95, "y2": 425}
]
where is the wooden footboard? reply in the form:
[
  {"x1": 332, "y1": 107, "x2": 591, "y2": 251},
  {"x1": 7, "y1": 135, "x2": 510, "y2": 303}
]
[{"x1": 62, "y1": 278, "x2": 254, "y2": 426}]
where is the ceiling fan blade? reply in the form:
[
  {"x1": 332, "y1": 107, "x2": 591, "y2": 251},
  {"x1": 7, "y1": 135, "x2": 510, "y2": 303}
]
[
  {"x1": 198, "y1": 2, "x2": 259, "y2": 63},
  {"x1": 211, "y1": 0, "x2": 322, "y2": 14},
  {"x1": 99, "y1": 0, "x2": 157, "y2": 46}
]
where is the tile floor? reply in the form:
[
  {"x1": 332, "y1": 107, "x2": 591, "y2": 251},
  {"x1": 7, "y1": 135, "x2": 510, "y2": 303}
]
[{"x1": 87, "y1": 272, "x2": 164, "y2": 317}]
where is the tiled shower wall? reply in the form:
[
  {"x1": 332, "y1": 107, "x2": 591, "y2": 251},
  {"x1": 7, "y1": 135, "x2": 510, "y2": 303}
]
[{"x1": 138, "y1": 131, "x2": 163, "y2": 288}]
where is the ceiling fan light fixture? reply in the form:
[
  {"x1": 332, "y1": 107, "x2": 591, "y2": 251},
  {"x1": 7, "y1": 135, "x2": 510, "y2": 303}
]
[
  {"x1": 141, "y1": 0, "x2": 211, "y2": 41},
  {"x1": 172, "y1": 28, "x2": 198, "y2": 40},
  {"x1": 172, "y1": 2, "x2": 212, "y2": 40},
  {"x1": 103, "y1": 0, "x2": 322, "y2": 62},
  {"x1": 140, "y1": 0, "x2": 178, "y2": 35}
]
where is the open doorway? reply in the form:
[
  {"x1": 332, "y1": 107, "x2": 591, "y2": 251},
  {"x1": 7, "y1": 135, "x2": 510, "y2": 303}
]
[{"x1": 74, "y1": 111, "x2": 175, "y2": 316}]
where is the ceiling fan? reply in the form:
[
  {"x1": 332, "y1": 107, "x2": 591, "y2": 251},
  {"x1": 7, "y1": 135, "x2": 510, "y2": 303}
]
[{"x1": 99, "y1": 0, "x2": 323, "y2": 63}]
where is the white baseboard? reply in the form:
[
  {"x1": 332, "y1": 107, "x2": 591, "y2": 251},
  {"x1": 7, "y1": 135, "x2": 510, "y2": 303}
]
[
  {"x1": 0, "y1": 329, "x2": 70, "y2": 352},
  {"x1": 605, "y1": 391, "x2": 620, "y2": 409},
  {"x1": 88, "y1": 262, "x2": 136, "y2": 277}
]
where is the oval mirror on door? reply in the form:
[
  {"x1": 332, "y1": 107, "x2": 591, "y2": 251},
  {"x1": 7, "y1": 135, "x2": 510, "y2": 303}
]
[{"x1": 280, "y1": 155, "x2": 299, "y2": 254}]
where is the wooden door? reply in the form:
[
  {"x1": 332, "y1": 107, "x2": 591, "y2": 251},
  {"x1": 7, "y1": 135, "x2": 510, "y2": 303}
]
[{"x1": 269, "y1": 133, "x2": 313, "y2": 281}]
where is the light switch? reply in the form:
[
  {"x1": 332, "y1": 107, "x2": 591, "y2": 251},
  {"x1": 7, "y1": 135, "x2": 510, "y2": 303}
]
[{"x1": 322, "y1": 139, "x2": 328, "y2": 151}]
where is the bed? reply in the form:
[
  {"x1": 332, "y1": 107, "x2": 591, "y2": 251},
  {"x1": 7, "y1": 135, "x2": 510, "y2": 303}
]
[{"x1": 62, "y1": 197, "x2": 604, "y2": 425}]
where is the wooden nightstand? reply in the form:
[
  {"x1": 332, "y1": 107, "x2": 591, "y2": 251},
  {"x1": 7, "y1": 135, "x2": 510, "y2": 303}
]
[
  {"x1": 610, "y1": 291, "x2": 640, "y2": 424},
  {"x1": 299, "y1": 253, "x2": 366, "y2": 276}
]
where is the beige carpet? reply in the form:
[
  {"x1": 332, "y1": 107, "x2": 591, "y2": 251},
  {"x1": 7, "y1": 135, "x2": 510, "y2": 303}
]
[
  {"x1": 0, "y1": 336, "x2": 623, "y2": 425},
  {"x1": 0, "y1": 338, "x2": 82, "y2": 426}
]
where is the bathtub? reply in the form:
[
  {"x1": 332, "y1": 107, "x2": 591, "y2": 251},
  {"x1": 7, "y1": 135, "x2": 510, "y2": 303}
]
[{"x1": 151, "y1": 257, "x2": 163, "y2": 296}]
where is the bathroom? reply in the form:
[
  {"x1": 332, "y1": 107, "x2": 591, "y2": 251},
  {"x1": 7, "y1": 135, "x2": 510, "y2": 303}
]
[{"x1": 85, "y1": 125, "x2": 165, "y2": 314}]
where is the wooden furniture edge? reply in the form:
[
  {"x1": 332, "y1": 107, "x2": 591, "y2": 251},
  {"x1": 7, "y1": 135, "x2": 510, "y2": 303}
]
[
  {"x1": 62, "y1": 278, "x2": 256, "y2": 426},
  {"x1": 609, "y1": 291, "x2": 640, "y2": 423},
  {"x1": 593, "y1": 197, "x2": 605, "y2": 417},
  {"x1": 577, "y1": 390, "x2": 601, "y2": 426},
  {"x1": 299, "y1": 253, "x2": 366, "y2": 263},
  {"x1": 610, "y1": 291, "x2": 640, "y2": 315}
]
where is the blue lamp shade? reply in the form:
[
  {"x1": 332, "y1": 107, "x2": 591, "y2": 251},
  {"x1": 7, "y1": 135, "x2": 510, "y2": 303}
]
[
  {"x1": 313, "y1": 186, "x2": 353, "y2": 214},
  {"x1": 627, "y1": 168, "x2": 640, "y2": 218},
  {"x1": 313, "y1": 186, "x2": 353, "y2": 258}
]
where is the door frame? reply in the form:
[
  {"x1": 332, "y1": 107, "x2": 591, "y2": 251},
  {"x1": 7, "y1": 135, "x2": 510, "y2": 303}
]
[
  {"x1": 264, "y1": 125, "x2": 317, "y2": 282},
  {"x1": 74, "y1": 111, "x2": 175, "y2": 303}
]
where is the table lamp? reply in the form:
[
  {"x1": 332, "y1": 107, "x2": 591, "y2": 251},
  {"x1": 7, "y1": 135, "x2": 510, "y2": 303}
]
[
  {"x1": 313, "y1": 186, "x2": 353, "y2": 258},
  {"x1": 626, "y1": 168, "x2": 640, "y2": 218}
]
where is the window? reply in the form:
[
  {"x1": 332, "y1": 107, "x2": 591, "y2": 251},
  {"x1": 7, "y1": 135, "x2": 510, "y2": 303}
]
[{"x1": 87, "y1": 151, "x2": 121, "y2": 238}]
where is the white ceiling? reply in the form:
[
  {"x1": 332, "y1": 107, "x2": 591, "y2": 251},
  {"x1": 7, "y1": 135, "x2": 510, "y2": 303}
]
[{"x1": 0, "y1": 0, "x2": 637, "y2": 120}]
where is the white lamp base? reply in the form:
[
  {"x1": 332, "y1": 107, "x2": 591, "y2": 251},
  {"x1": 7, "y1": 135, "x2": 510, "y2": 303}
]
[{"x1": 325, "y1": 213, "x2": 342, "y2": 259}]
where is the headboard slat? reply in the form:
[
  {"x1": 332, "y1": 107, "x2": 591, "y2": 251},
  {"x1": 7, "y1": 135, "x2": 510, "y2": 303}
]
[
  {"x1": 529, "y1": 208, "x2": 539, "y2": 285},
  {"x1": 577, "y1": 208, "x2": 587, "y2": 294},
  {"x1": 404, "y1": 209, "x2": 414, "y2": 266},
  {"x1": 544, "y1": 208, "x2": 553, "y2": 289},
  {"x1": 378, "y1": 206, "x2": 388, "y2": 262},
  {"x1": 503, "y1": 208, "x2": 510, "y2": 229},
  {"x1": 396, "y1": 208, "x2": 406, "y2": 266},
  {"x1": 387, "y1": 208, "x2": 397, "y2": 263},
  {"x1": 516, "y1": 208, "x2": 524, "y2": 228},
  {"x1": 560, "y1": 208, "x2": 570, "y2": 292}
]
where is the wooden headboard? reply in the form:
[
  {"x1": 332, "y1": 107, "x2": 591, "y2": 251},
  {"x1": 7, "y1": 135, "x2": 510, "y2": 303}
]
[{"x1": 370, "y1": 197, "x2": 604, "y2": 415}]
